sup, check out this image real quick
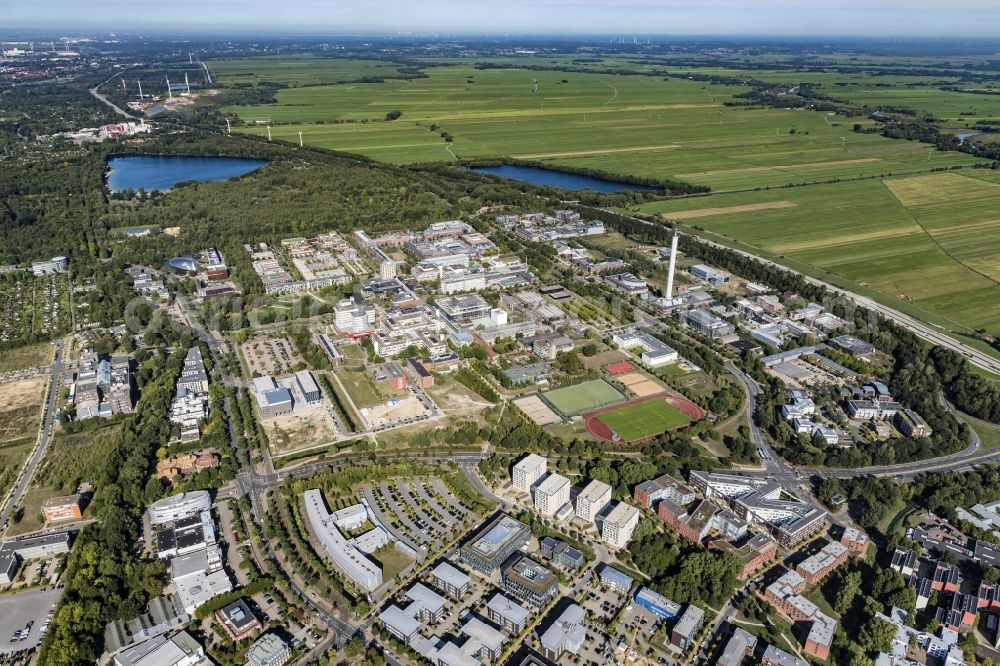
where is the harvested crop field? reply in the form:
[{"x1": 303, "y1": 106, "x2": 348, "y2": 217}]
[{"x1": 663, "y1": 201, "x2": 797, "y2": 219}]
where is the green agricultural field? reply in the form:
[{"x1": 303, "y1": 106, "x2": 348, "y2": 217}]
[
  {"x1": 597, "y1": 399, "x2": 691, "y2": 441},
  {"x1": 542, "y1": 379, "x2": 625, "y2": 416},
  {"x1": 634, "y1": 170, "x2": 1000, "y2": 335},
  {"x1": 221, "y1": 60, "x2": 981, "y2": 185},
  {"x1": 209, "y1": 55, "x2": 403, "y2": 87}
]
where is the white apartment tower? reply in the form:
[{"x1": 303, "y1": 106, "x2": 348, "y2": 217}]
[
  {"x1": 534, "y1": 473, "x2": 571, "y2": 516},
  {"x1": 575, "y1": 479, "x2": 612, "y2": 522},
  {"x1": 602, "y1": 502, "x2": 640, "y2": 549},
  {"x1": 512, "y1": 454, "x2": 547, "y2": 493},
  {"x1": 380, "y1": 259, "x2": 397, "y2": 280}
]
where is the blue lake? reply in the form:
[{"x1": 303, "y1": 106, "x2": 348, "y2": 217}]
[
  {"x1": 106, "y1": 155, "x2": 268, "y2": 192},
  {"x1": 467, "y1": 164, "x2": 658, "y2": 192}
]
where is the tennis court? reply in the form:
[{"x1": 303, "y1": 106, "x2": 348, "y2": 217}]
[
  {"x1": 541, "y1": 379, "x2": 625, "y2": 417},
  {"x1": 514, "y1": 395, "x2": 562, "y2": 426}
]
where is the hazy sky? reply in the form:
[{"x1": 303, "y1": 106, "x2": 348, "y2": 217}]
[{"x1": 6, "y1": 0, "x2": 1000, "y2": 37}]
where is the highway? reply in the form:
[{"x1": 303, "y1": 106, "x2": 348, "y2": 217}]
[
  {"x1": 0, "y1": 339, "x2": 64, "y2": 532},
  {"x1": 600, "y1": 207, "x2": 1000, "y2": 377},
  {"x1": 89, "y1": 71, "x2": 137, "y2": 119}
]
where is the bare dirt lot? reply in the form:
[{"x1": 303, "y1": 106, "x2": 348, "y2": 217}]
[
  {"x1": 263, "y1": 407, "x2": 337, "y2": 454},
  {"x1": 0, "y1": 375, "x2": 45, "y2": 442},
  {"x1": 361, "y1": 396, "x2": 429, "y2": 430}
]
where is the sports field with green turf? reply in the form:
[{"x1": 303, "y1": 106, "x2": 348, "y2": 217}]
[
  {"x1": 541, "y1": 379, "x2": 625, "y2": 417},
  {"x1": 596, "y1": 399, "x2": 692, "y2": 441}
]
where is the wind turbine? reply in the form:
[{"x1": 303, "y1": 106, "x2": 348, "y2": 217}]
[
  {"x1": 298, "y1": 131, "x2": 303, "y2": 147},
  {"x1": 166, "y1": 76, "x2": 172, "y2": 99}
]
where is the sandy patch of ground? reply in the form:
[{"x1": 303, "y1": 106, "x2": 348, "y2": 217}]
[
  {"x1": 663, "y1": 201, "x2": 797, "y2": 220},
  {"x1": 263, "y1": 407, "x2": 337, "y2": 454},
  {"x1": 361, "y1": 396, "x2": 429, "y2": 430}
]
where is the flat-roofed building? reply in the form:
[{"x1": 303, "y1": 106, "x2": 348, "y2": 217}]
[
  {"x1": 534, "y1": 473, "x2": 570, "y2": 516},
  {"x1": 0, "y1": 531, "x2": 73, "y2": 585},
  {"x1": 539, "y1": 604, "x2": 586, "y2": 661},
  {"x1": 486, "y1": 593, "x2": 530, "y2": 634},
  {"x1": 680, "y1": 308, "x2": 735, "y2": 339},
  {"x1": 112, "y1": 631, "x2": 204, "y2": 666},
  {"x1": 671, "y1": 604, "x2": 705, "y2": 651},
  {"x1": 431, "y1": 561, "x2": 471, "y2": 599},
  {"x1": 293, "y1": 370, "x2": 321, "y2": 404},
  {"x1": 896, "y1": 409, "x2": 932, "y2": 438},
  {"x1": 633, "y1": 474, "x2": 697, "y2": 509},
  {"x1": 795, "y1": 541, "x2": 848, "y2": 586},
  {"x1": 805, "y1": 613, "x2": 837, "y2": 660},
  {"x1": 762, "y1": 644, "x2": 809, "y2": 666},
  {"x1": 602, "y1": 502, "x2": 640, "y2": 548},
  {"x1": 689, "y1": 264, "x2": 730, "y2": 285},
  {"x1": 149, "y1": 491, "x2": 211, "y2": 525},
  {"x1": 214, "y1": 599, "x2": 260, "y2": 642},
  {"x1": 459, "y1": 617, "x2": 507, "y2": 662},
  {"x1": 512, "y1": 454, "x2": 547, "y2": 493},
  {"x1": 689, "y1": 472, "x2": 827, "y2": 548},
  {"x1": 841, "y1": 527, "x2": 870, "y2": 557},
  {"x1": 246, "y1": 633, "x2": 291, "y2": 666},
  {"x1": 302, "y1": 489, "x2": 382, "y2": 592},
  {"x1": 170, "y1": 545, "x2": 233, "y2": 614},
  {"x1": 599, "y1": 565, "x2": 634, "y2": 592},
  {"x1": 42, "y1": 494, "x2": 84, "y2": 524},
  {"x1": 575, "y1": 479, "x2": 612, "y2": 522},
  {"x1": 460, "y1": 514, "x2": 531, "y2": 574},
  {"x1": 404, "y1": 582, "x2": 448, "y2": 623},
  {"x1": 717, "y1": 627, "x2": 758, "y2": 666},
  {"x1": 502, "y1": 556, "x2": 559, "y2": 607},
  {"x1": 380, "y1": 605, "x2": 421, "y2": 645},
  {"x1": 634, "y1": 587, "x2": 681, "y2": 620}
]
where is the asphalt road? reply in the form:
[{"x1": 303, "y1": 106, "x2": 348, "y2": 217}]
[
  {"x1": 0, "y1": 339, "x2": 64, "y2": 532},
  {"x1": 600, "y1": 207, "x2": 1000, "y2": 377}
]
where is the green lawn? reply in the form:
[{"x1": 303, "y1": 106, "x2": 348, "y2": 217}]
[
  {"x1": 541, "y1": 379, "x2": 625, "y2": 416},
  {"x1": 371, "y1": 543, "x2": 413, "y2": 581},
  {"x1": 597, "y1": 399, "x2": 692, "y2": 441},
  {"x1": 0, "y1": 342, "x2": 52, "y2": 374},
  {"x1": 335, "y1": 369, "x2": 405, "y2": 409}
]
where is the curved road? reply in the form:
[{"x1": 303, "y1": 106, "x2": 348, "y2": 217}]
[{"x1": 89, "y1": 71, "x2": 136, "y2": 119}]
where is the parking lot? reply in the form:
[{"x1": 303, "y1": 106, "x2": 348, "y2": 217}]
[
  {"x1": 0, "y1": 588, "x2": 62, "y2": 655},
  {"x1": 615, "y1": 601, "x2": 678, "y2": 665}
]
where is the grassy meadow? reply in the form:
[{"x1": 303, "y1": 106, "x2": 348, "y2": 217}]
[
  {"x1": 634, "y1": 171, "x2": 1000, "y2": 334},
  {"x1": 210, "y1": 55, "x2": 1000, "y2": 336}
]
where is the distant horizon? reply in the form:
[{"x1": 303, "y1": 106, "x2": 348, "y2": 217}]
[{"x1": 5, "y1": 1, "x2": 1000, "y2": 39}]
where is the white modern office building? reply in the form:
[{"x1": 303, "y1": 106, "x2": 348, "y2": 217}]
[
  {"x1": 149, "y1": 491, "x2": 212, "y2": 526},
  {"x1": 512, "y1": 453, "x2": 547, "y2": 493},
  {"x1": 576, "y1": 479, "x2": 612, "y2": 522},
  {"x1": 602, "y1": 502, "x2": 640, "y2": 548},
  {"x1": 303, "y1": 489, "x2": 383, "y2": 592},
  {"x1": 534, "y1": 473, "x2": 571, "y2": 516}
]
